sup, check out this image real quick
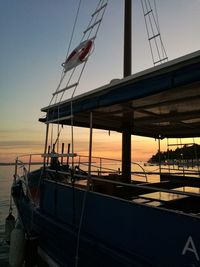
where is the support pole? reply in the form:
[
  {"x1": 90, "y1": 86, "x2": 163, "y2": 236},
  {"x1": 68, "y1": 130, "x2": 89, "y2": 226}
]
[
  {"x1": 61, "y1": 143, "x2": 65, "y2": 165},
  {"x1": 88, "y1": 112, "x2": 93, "y2": 177},
  {"x1": 87, "y1": 112, "x2": 93, "y2": 188},
  {"x1": 67, "y1": 143, "x2": 70, "y2": 167},
  {"x1": 43, "y1": 123, "x2": 49, "y2": 168},
  {"x1": 122, "y1": 0, "x2": 132, "y2": 183},
  {"x1": 158, "y1": 137, "x2": 161, "y2": 176},
  {"x1": 124, "y1": 0, "x2": 132, "y2": 78}
]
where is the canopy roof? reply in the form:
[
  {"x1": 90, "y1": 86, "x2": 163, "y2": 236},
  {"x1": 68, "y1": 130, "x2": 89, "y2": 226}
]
[{"x1": 40, "y1": 51, "x2": 200, "y2": 138}]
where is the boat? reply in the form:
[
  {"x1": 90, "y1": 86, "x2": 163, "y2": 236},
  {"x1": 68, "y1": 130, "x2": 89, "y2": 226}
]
[{"x1": 11, "y1": 1, "x2": 200, "y2": 266}]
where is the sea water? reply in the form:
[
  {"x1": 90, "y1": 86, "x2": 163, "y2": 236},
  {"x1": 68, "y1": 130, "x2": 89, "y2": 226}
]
[
  {"x1": 0, "y1": 166, "x2": 16, "y2": 266},
  {"x1": 0, "y1": 166, "x2": 17, "y2": 232}
]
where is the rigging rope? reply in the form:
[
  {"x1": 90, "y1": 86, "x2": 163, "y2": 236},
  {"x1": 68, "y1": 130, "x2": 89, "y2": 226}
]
[
  {"x1": 46, "y1": 0, "x2": 108, "y2": 153},
  {"x1": 48, "y1": 0, "x2": 82, "y2": 107},
  {"x1": 66, "y1": 0, "x2": 82, "y2": 60},
  {"x1": 153, "y1": 0, "x2": 160, "y2": 32},
  {"x1": 140, "y1": 0, "x2": 168, "y2": 65},
  {"x1": 46, "y1": 0, "x2": 82, "y2": 149},
  {"x1": 69, "y1": 0, "x2": 107, "y2": 172}
]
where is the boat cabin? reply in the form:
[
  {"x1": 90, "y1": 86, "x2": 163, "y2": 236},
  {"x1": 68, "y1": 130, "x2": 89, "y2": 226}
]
[{"x1": 26, "y1": 50, "x2": 200, "y2": 214}]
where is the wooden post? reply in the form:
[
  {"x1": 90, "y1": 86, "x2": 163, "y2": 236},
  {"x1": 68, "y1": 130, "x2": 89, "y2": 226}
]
[
  {"x1": 67, "y1": 143, "x2": 70, "y2": 167},
  {"x1": 47, "y1": 145, "x2": 50, "y2": 166},
  {"x1": 61, "y1": 143, "x2": 64, "y2": 165}
]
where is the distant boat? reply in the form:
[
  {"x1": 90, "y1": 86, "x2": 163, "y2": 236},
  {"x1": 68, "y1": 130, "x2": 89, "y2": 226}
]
[{"x1": 12, "y1": 1, "x2": 200, "y2": 266}]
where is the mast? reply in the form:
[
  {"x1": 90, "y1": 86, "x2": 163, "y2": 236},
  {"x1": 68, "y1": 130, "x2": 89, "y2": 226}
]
[
  {"x1": 124, "y1": 0, "x2": 132, "y2": 77},
  {"x1": 122, "y1": 0, "x2": 132, "y2": 182}
]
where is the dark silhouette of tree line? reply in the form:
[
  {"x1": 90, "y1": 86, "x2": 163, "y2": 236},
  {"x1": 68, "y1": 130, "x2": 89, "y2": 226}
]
[{"x1": 149, "y1": 144, "x2": 200, "y2": 163}]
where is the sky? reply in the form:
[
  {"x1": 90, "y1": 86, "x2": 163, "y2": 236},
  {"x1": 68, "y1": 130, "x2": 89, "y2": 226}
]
[{"x1": 0, "y1": 0, "x2": 200, "y2": 163}]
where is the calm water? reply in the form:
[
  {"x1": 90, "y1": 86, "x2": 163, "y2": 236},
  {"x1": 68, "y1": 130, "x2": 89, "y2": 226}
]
[{"x1": 0, "y1": 166, "x2": 16, "y2": 233}]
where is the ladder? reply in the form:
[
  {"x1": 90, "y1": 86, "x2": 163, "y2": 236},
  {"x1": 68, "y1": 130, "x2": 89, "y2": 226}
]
[
  {"x1": 141, "y1": 0, "x2": 168, "y2": 65},
  {"x1": 52, "y1": 0, "x2": 108, "y2": 102}
]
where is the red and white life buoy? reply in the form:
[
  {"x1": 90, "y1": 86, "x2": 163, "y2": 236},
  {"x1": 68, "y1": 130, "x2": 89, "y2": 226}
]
[{"x1": 62, "y1": 39, "x2": 93, "y2": 72}]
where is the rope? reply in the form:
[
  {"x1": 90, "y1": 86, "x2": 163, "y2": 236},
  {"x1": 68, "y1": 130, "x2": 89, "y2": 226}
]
[
  {"x1": 141, "y1": 0, "x2": 154, "y2": 64},
  {"x1": 9, "y1": 192, "x2": 13, "y2": 214},
  {"x1": 73, "y1": 4, "x2": 108, "y2": 265},
  {"x1": 75, "y1": 178, "x2": 91, "y2": 267},
  {"x1": 50, "y1": 124, "x2": 54, "y2": 150},
  {"x1": 49, "y1": 70, "x2": 66, "y2": 106},
  {"x1": 65, "y1": 0, "x2": 82, "y2": 60},
  {"x1": 154, "y1": 0, "x2": 160, "y2": 32},
  {"x1": 152, "y1": 0, "x2": 167, "y2": 61},
  {"x1": 140, "y1": 0, "x2": 168, "y2": 65},
  {"x1": 48, "y1": 0, "x2": 82, "y2": 107},
  {"x1": 44, "y1": 0, "x2": 83, "y2": 149},
  {"x1": 145, "y1": 0, "x2": 162, "y2": 62},
  {"x1": 57, "y1": 0, "x2": 108, "y2": 160},
  {"x1": 48, "y1": 5, "x2": 110, "y2": 263},
  {"x1": 39, "y1": 4, "x2": 109, "y2": 259}
]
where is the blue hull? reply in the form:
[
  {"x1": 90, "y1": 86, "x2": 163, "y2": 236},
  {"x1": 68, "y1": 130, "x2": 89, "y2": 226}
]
[{"x1": 13, "y1": 179, "x2": 200, "y2": 267}]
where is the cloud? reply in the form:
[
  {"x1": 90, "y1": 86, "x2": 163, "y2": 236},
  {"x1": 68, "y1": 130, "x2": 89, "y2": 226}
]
[{"x1": 0, "y1": 140, "x2": 43, "y2": 148}]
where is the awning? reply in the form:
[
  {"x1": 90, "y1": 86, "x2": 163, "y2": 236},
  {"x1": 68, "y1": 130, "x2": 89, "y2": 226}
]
[{"x1": 40, "y1": 51, "x2": 200, "y2": 138}]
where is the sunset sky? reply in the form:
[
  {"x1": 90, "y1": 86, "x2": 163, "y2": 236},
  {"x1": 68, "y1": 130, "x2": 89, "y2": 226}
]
[{"x1": 1, "y1": 0, "x2": 200, "y2": 163}]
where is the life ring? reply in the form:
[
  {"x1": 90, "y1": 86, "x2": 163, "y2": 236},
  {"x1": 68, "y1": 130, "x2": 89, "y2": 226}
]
[{"x1": 62, "y1": 39, "x2": 93, "y2": 72}]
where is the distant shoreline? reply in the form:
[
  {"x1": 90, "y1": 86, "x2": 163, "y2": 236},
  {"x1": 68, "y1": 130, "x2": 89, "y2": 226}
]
[
  {"x1": 0, "y1": 162, "x2": 15, "y2": 166},
  {"x1": 0, "y1": 162, "x2": 43, "y2": 166}
]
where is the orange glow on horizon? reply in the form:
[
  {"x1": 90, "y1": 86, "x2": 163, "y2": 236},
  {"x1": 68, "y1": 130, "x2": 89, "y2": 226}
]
[{"x1": 1, "y1": 126, "x2": 199, "y2": 164}]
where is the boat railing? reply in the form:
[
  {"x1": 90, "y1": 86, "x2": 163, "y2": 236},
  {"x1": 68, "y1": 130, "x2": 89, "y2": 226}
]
[
  {"x1": 14, "y1": 153, "x2": 148, "y2": 182},
  {"x1": 14, "y1": 154, "x2": 43, "y2": 180},
  {"x1": 144, "y1": 162, "x2": 200, "y2": 178},
  {"x1": 161, "y1": 166, "x2": 200, "y2": 176},
  {"x1": 14, "y1": 153, "x2": 200, "y2": 185},
  {"x1": 77, "y1": 155, "x2": 148, "y2": 182},
  {"x1": 14, "y1": 153, "x2": 200, "y2": 213}
]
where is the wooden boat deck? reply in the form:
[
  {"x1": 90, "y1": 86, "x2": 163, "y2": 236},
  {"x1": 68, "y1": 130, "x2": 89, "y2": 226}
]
[{"x1": 39, "y1": 167, "x2": 200, "y2": 215}]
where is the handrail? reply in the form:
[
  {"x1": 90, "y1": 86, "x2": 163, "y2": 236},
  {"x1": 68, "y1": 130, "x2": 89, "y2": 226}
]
[
  {"x1": 15, "y1": 153, "x2": 148, "y2": 183},
  {"x1": 14, "y1": 153, "x2": 200, "y2": 185},
  {"x1": 131, "y1": 162, "x2": 147, "y2": 182},
  {"x1": 42, "y1": 153, "x2": 77, "y2": 158},
  {"x1": 14, "y1": 153, "x2": 200, "y2": 208},
  {"x1": 78, "y1": 155, "x2": 147, "y2": 181}
]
